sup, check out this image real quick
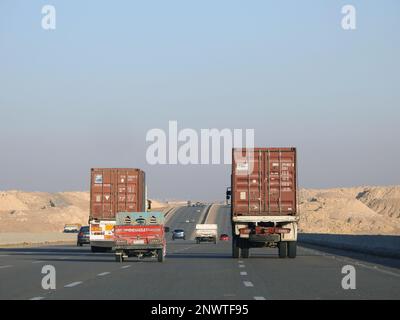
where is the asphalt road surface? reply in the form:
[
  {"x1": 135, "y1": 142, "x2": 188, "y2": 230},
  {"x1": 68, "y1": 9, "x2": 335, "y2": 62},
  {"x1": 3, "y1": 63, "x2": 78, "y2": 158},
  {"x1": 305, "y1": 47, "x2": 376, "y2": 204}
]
[{"x1": 0, "y1": 205, "x2": 399, "y2": 300}]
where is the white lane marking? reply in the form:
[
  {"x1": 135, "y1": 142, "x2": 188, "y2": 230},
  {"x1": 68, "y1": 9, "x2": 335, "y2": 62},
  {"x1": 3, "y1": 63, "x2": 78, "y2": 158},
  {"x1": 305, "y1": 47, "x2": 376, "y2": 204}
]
[
  {"x1": 58, "y1": 256, "x2": 70, "y2": 260},
  {"x1": 0, "y1": 255, "x2": 10, "y2": 257},
  {"x1": 30, "y1": 296, "x2": 45, "y2": 300},
  {"x1": 32, "y1": 261, "x2": 44, "y2": 264},
  {"x1": 0, "y1": 265, "x2": 13, "y2": 269},
  {"x1": 64, "y1": 281, "x2": 82, "y2": 288},
  {"x1": 121, "y1": 265, "x2": 131, "y2": 269},
  {"x1": 238, "y1": 260, "x2": 244, "y2": 263},
  {"x1": 243, "y1": 281, "x2": 254, "y2": 287},
  {"x1": 171, "y1": 246, "x2": 195, "y2": 254},
  {"x1": 97, "y1": 272, "x2": 110, "y2": 276},
  {"x1": 254, "y1": 296, "x2": 266, "y2": 300},
  {"x1": 240, "y1": 271, "x2": 248, "y2": 276},
  {"x1": 238, "y1": 264, "x2": 245, "y2": 268}
]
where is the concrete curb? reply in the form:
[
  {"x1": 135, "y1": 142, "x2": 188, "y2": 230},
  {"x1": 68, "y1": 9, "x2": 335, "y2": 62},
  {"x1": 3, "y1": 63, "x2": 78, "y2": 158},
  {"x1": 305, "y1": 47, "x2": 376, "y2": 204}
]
[
  {"x1": 298, "y1": 233, "x2": 400, "y2": 259},
  {"x1": 201, "y1": 204, "x2": 213, "y2": 224},
  {"x1": 0, "y1": 240, "x2": 76, "y2": 248}
]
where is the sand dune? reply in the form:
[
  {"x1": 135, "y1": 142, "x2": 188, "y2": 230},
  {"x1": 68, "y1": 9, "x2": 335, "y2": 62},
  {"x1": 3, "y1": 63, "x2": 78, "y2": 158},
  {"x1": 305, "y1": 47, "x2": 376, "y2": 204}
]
[
  {"x1": 0, "y1": 186, "x2": 399, "y2": 235},
  {"x1": 299, "y1": 186, "x2": 400, "y2": 235},
  {"x1": 0, "y1": 191, "x2": 166, "y2": 233}
]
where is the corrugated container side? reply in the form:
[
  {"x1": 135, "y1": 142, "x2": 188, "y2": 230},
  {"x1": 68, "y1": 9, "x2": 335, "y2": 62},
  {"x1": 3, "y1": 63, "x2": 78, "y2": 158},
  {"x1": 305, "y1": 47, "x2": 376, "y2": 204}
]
[
  {"x1": 90, "y1": 168, "x2": 146, "y2": 220},
  {"x1": 232, "y1": 148, "x2": 297, "y2": 216}
]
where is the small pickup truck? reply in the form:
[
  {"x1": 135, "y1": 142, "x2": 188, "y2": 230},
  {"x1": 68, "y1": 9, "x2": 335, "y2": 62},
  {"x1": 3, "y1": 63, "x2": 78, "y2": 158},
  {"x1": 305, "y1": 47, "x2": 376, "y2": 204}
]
[
  {"x1": 195, "y1": 224, "x2": 218, "y2": 244},
  {"x1": 113, "y1": 212, "x2": 169, "y2": 262}
]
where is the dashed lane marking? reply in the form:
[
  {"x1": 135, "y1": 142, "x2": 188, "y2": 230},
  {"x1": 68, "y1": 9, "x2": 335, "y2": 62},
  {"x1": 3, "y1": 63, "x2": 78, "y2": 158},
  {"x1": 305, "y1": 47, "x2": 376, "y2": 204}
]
[
  {"x1": 243, "y1": 281, "x2": 254, "y2": 287},
  {"x1": 30, "y1": 297, "x2": 45, "y2": 300},
  {"x1": 97, "y1": 272, "x2": 111, "y2": 276},
  {"x1": 64, "y1": 281, "x2": 82, "y2": 288},
  {"x1": 254, "y1": 296, "x2": 266, "y2": 300},
  {"x1": 0, "y1": 265, "x2": 13, "y2": 269},
  {"x1": 121, "y1": 265, "x2": 131, "y2": 269},
  {"x1": 240, "y1": 271, "x2": 248, "y2": 276}
]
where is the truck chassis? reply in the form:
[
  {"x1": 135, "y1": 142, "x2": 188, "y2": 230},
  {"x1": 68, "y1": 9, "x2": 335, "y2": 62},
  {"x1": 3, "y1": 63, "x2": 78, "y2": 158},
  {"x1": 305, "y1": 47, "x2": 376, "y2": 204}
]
[{"x1": 114, "y1": 244, "x2": 165, "y2": 262}]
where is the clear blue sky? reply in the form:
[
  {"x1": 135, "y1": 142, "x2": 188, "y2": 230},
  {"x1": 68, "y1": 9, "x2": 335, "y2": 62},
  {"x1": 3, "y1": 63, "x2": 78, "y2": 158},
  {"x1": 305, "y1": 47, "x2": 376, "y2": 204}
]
[{"x1": 0, "y1": 1, "x2": 399, "y2": 200}]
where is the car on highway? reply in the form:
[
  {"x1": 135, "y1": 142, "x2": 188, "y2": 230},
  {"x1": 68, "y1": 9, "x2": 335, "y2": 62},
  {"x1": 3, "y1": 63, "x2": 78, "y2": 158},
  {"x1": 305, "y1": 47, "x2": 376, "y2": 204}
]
[
  {"x1": 77, "y1": 226, "x2": 90, "y2": 246},
  {"x1": 219, "y1": 234, "x2": 229, "y2": 241},
  {"x1": 172, "y1": 229, "x2": 186, "y2": 240},
  {"x1": 64, "y1": 224, "x2": 81, "y2": 233}
]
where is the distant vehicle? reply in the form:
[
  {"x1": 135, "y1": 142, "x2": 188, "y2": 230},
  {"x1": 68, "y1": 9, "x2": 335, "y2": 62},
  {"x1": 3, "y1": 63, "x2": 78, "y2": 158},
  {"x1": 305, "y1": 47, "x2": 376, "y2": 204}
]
[
  {"x1": 77, "y1": 226, "x2": 90, "y2": 246},
  {"x1": 172, "y1": 229, "x2": 186, "y2": 240},
  {"x1": 187, "y1": 200, "x2": 192, "y2": 207},
  {"x1": 63, "y1": 224, "x2": 81, "y2": 233},
  {"x1": 219, "y1": 234, "x2": 229, "y2": 241},
  {"x1": 195, "y1": 224, "x2": 218, "y2": 244}
]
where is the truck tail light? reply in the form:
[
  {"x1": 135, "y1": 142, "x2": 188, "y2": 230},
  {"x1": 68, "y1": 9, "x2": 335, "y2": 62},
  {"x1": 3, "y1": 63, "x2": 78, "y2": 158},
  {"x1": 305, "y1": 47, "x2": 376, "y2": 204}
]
[{"x1": 255, "y1": 227, "x2": 291, "y2": 234}]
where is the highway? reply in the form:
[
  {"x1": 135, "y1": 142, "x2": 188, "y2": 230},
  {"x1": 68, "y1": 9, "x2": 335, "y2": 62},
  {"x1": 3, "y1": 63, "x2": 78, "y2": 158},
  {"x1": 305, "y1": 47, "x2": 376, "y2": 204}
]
[{"x1": 0, "y1": 205, "x2": 400, "y2": 300}]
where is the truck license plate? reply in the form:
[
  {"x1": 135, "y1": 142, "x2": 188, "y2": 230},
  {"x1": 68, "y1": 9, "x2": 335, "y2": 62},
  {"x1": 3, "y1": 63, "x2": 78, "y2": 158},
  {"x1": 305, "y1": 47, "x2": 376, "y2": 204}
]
[{"x1": 133, "y1": 239, "x2": 145, "y2": 244}]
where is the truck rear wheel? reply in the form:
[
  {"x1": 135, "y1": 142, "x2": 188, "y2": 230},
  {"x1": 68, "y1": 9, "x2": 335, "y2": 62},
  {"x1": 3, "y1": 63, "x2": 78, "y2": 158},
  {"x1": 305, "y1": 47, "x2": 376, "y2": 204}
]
[
  {"x1": 241, "y1": 247, "x2": 250, "y2": 258},
  {"x1": 241, "y1": 240, "x2": 250, "y2": 258},
  {"x1": 278, "y1": 241, "x2": 287, "y2": 258},
  {"x1": 232, "y1": 237, "x2": 241, "y2": 258},
  {"x1": 157, "y1": 249, "x2": 164, "y2": 262},
  {"x1": 288, "y1": 241, "x2": 297, "y2": 258}
]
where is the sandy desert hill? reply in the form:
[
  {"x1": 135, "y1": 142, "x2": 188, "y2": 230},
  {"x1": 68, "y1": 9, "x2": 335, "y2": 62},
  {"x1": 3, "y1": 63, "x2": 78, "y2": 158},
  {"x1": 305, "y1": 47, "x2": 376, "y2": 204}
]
[
  {"x1": 0, "y1": 186, "x2": 399, "y2": 235},
  {"x1": 298, "y1": 186, "x2": 400, "y2": 234},
  {"x1": 0, "y1": 191, "x2": 167, "y2": 233}
]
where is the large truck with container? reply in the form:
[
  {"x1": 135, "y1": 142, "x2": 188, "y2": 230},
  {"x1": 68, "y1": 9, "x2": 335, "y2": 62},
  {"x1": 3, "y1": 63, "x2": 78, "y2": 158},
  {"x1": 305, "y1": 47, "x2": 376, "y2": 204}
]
[
  {"x1": 229, "y1": 148, "x2": 299, "y2": 259},
  {"x1": 113, "y1": 212, "x2": 169, "y2": 262},
  {"x1": 89, "y1": 168, "x2": 146, "y2": 253},
  {"x1": 195, "y1": 224, "x2": 218, "y2": 244}
]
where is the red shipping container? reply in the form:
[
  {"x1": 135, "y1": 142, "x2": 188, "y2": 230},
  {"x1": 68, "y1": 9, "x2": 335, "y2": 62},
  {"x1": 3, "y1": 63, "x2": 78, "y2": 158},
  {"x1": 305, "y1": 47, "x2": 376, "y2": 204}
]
[
  {"x1": 231, "y1": 148, "x2": 298, "y2": 216},
  {"x1": 90, "y1": 168, "x2": 146, "y2": 221}
]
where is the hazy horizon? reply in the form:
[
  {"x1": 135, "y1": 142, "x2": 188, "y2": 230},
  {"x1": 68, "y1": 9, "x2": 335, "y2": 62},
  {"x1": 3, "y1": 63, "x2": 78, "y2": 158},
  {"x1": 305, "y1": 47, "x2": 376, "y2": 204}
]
[{"x1": 1, "y1": 1, "x2": 399, "y2": 201}]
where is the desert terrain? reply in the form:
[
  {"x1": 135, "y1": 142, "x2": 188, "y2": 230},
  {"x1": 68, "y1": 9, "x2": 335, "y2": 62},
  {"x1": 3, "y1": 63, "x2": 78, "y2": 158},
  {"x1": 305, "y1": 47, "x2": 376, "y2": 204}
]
[{"x1": 0, "y1": 186, "x2": 399, "y2": 237}]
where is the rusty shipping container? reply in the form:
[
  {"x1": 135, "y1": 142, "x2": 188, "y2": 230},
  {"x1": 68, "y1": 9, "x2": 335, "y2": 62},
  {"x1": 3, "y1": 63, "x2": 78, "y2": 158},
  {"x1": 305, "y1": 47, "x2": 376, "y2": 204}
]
[
  {"x1": 231, "y1": 148, "x2": 297, "y2": 216},
  {"x1": 90, "y1": 168, "x2": 146, "y2": 221}
]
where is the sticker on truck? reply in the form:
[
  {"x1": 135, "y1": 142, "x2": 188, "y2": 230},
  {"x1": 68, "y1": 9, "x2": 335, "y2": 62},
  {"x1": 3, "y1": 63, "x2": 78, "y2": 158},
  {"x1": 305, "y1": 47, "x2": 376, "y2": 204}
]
[
  {"x1": 90, "y1": 221, "x2": 116, "y2": 241},
  {"x1": 236, "y1": 162, "x2": 249, "y2": 172}
]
